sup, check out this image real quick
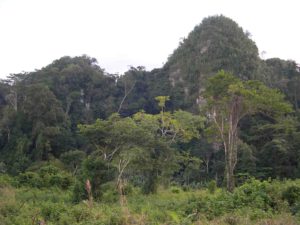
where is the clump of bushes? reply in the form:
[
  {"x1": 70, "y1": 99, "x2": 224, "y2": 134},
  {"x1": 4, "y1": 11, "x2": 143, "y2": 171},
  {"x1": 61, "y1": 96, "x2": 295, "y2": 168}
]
[
  {"x1": 184, "y1": 178, "x2": 300, "y2": 221},
  {"x1": 282, "y1": 185, "x2": 300, "y2": 206},
  {"x1": 171, "y1": 186, "x2": 181, "y2": 194},
  {"x1": 17, "y1": 164, "x2": 73, "y2": 189},
  {"x1": 72, "y1": 156, "x2": 117, "y2": 203}
]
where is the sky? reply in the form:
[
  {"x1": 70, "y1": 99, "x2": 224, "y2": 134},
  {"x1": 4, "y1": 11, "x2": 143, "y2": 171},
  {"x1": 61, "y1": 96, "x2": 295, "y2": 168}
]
[{"x1": 0, "y1": 0, "x2": 299, "y2": 78}]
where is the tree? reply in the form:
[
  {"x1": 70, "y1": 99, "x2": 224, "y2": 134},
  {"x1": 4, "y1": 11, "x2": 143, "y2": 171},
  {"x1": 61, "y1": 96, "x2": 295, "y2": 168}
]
[
  {"x1": 60, "y1": 150, "x2": 86, "y2": 176},
  {"x1": 79, "y1": 96, "x2": 204, "y2": 195},
  {"x1": 133, "y1": 96, "x2": 204, "y2": 192},
  {"x1": 78, "y1": 113, "x2": 152, "y2": 200},
  {"x1": 239, "y1": 115, "x2": 300, "y2": 179},
  {"x1": 204, "y1": 70, "x2": 292, "y2": 191}
]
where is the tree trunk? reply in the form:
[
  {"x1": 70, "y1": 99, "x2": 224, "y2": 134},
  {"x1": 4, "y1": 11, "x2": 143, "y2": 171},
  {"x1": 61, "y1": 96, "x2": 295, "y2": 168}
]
[
  {"x1": 294, "y1": 86, "x2": 298, "y2": 111},
  {"x1": 211, "y1": 97, "x2": 240, "y2": 192},
  {"x1": 225, "y1": 156, "x2": 235, "y2": 192},
  {"x1": 225, "y1": 111, "x2": 238, "y2": 192}
]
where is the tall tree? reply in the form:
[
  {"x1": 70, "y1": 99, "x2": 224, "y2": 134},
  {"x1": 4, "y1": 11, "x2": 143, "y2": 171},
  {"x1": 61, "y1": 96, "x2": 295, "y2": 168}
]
[
  {"x1": 79, "y1": 97, "x2": 204, "y2": 194},
  {"x1": 204, "y1": 70, "x2": 292, "y2": 191}
]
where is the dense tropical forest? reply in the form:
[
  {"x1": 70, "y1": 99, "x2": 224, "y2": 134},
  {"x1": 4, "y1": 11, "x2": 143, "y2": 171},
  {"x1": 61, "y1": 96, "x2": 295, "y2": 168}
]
[{"x1": 1, "y1": 15, "x2": 300, "y2": 224}]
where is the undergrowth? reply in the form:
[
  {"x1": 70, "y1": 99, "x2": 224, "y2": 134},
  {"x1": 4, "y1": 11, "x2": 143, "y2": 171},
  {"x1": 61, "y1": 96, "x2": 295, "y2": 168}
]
[{"x1": 0, "y1": 176, "x2": 300, "y2": 225}]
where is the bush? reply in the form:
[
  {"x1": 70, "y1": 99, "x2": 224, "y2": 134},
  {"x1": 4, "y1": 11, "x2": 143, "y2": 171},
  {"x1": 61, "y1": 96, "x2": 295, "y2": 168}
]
[
  {"x1": 72, "y1": 180, "x2": 87, "y2": 203},
  {"x1": 18, "y1": 172, "x2": 42, "y2": 188},
  {"x1": 207, "y1": 180, "x2": 217, "y2": 194},
  {"x1": 123, "y1": 183, "x2": 133, "y2": 195},
  {"x1": 183, "y1": 179, "x2": 288, "y2": 220},
  {"x1": 0, "y1": 203, "x2": 19, "y2": 217},
  {"x1": 170, "y1": 186, "x2": 181, "y2": 194},
  {"x1": 0, "y1": 174, "x2": 15, "y2": 187},
  {"x1": 102, "y1": 188, "x2": 119, "y2": 203},
  {"x1": 232, "y1": 179, "x2": 273, "y2": 211},
  {"x1": 142, "y1": 172, "x2": 159, "y2": 194},
  {"x1": 38, "y1": 165, "x2": 60, "y2": 177},
  {"x1": 101, "y1": 182, "x2": 119, "y2": 203},
  {"x1": 70, "y1": 204, "x2": 92, "y2": 222},
  {"x1": 78, "y1": 157, "x2": 117, "y2": 200},
  {"x1": 182, "y1": 184, "x2": 190, "y2": 192},
  {"x1": 17, "y1": 165, "x2": 73, "y2": 189},
  {"x1": 0, "y1": 162, "x2": 7, "y2": 173},
  {"x1": 49, "y1": 174, "x2": 72, "y2": 189},
  {"x1": 40, "y1": 202, "x2": 67, "y2": 222},
  {"x1": 282, "y1": 185, "x2": 300, "y2": 206}
]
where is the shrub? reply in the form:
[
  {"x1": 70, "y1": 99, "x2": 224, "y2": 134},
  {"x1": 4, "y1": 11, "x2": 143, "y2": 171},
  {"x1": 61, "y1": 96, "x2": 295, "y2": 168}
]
[
  {"x1": 122, "y1": 183, "x2": 134, "y2": 195},
  {"x1": 207, "y1": 180, "x2": 217, "y2": 194},
  {"x1": 40, "y1": 202, "x2": 66, "y2": 222},
  {"x1": 282, "y1": 185, "x2": 300, "y2": 206},
  {"x1": 170, "y1": 186, "x2": 181, "y2": 194},
  {"x1": 79, "y1": 157, "x2": 117, "y2": 200},
  {"x1": 38, "y1": 165, "x2": 60, "y2": 177},
  {"x1": 49, "y1": 173, "x2": 72, "y2": 189},
  {"x1": 142, "y1": 173, "x2": 158, "y2": 194},
  {"x1": 0, "y1": 162, "x2": 7, "y2": 173},
  {"x1": 72, "y1": 180, "x2": 87, "y2": 203},
  {"x1": 18, "y1": 172, "x2": 42, "y2": 188},
  {"x1": 17, "y1": 165, "x2": 73, "y2": 189},
  {"x1": 0, "y1": 174, "x2": 15, "y2": 187},
  {"x1": 232, "y1": 179, "x2": 272, "y2": 211},
  {"x1": 0, "y1": 203, "x2": 19, "y2": 217},
  {"x1": 182, "y1": 184, "x2": 190, "y2": 192},
  {"x1": 102, "y1": 188, "x2": 119, "y2": 203},
  {"x1": 70, "y1": 204, "x2": 92, "y2": 222},
  {"x1": 101, "y1": 182, "x2": 119, "y2": 203}
]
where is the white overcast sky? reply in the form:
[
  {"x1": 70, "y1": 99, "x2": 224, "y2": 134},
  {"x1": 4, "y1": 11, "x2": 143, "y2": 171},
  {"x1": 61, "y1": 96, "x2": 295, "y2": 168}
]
[{"x1": 0, "y1": 0, "x2": 299, "y2": 78}]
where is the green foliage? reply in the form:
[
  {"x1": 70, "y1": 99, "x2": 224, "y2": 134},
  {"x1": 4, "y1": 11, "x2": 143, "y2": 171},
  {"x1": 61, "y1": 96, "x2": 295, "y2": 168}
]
[
  {"x1": 18, "y1": 172, "x2": 42, "y2": 188},
  {"x1": 101, "y1": 182, "x2": 119, "y2": 203},
  {"x1": 2, "y1": 175, "x2": 300, "y2": 224},
  {"x1": 0, "y1": 162, "x2": 7, "y2": 173},
  {"x1": 1, "y1": 15, "x2": 300, "y2": 225},
  {"x1": 204, "y1": 70, "x2": 293, "y2": 191},
  {"x1": 17, "y1": 165, "x2": 73, "y2": 189},
  {"x1": 141, "y1": 172, "x2": 159, "y2": 194},
  {"x1": 0, "y1": 174, "x2": 14, "y2": 187},
  {"x1": 60, "y1": 150, "x2": 86, "y2": 174},
  {"x1": 155, "y1": 95, "x2": 170, "y2": 109},
  {"x1": 239, "y1": 115, "x2": 300, "y2": 179},
  {"x1": 259, "y1": 58, "x2": 300, "y2": 110},
  {"x1": 170, "y1": 186, "x2": 181, "y2": 193},
  {"x1": 232, "y1": 179, "x2": 273, "y2": 210},
  {"x1": 72, "y1": 156, "x2": 117, "y2": 202},
  {"x1": 164, "y1": 15, "x2": 260, "y2": 111},
  {"x1": 205, "y1": 70, "x2": 292, "y2": 118},
  {"x1": 175, "y1": 151, "x2": 202, "y2": 185},
  {"x1": 208, "y1": 180, "x2": 217, "y2": 194},
  {"x1": 282, "y1": 185, "x2": 300, "y2": 206}
]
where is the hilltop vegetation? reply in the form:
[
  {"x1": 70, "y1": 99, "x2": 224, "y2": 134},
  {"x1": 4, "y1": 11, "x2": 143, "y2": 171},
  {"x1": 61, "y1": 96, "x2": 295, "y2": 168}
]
[{"x1": 1, "y1": 15, "x2": 300, "y2": 224}]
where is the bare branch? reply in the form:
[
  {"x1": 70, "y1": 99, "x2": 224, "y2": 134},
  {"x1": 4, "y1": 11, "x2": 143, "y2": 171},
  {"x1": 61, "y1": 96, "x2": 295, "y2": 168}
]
[{"x1": 117, "y1": 80, "x2": 136, "y2": 113}]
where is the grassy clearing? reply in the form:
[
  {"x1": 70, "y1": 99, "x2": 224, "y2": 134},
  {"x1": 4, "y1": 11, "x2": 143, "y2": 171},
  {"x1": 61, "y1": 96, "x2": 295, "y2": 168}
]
[{"x1": 1, "y1": 177, "x2": 300, "y2": 224}]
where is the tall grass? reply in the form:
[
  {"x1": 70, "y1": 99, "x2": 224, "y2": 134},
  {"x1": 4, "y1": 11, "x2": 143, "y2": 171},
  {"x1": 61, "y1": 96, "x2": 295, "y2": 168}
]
[{"x1": 1, "y1": 175, "x2": 300, "y2": 224}]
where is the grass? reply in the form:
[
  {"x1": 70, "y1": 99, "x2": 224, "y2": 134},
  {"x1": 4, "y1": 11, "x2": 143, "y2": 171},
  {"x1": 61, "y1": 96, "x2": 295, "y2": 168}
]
[{"x1": 0, "y1": 178, "x2": 300, "y2": 224}]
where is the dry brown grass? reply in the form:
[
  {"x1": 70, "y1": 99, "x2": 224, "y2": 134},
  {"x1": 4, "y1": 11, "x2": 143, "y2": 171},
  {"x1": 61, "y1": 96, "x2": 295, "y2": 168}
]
[
  {"x1": 0, "y1": 186, "x2": 16, "y2": 205},
  {"x1": 257, "y1": 215, "x2": 299, "y2": 225},
  {"x1": 192, "y1": 213, "x2": 299, "y2": 225}
]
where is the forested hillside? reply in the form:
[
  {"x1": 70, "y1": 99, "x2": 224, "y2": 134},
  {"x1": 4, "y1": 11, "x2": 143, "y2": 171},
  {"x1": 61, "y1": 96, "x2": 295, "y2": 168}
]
[{"x1": 1, "y1": 15, "x2": 300, "y2": 225}]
